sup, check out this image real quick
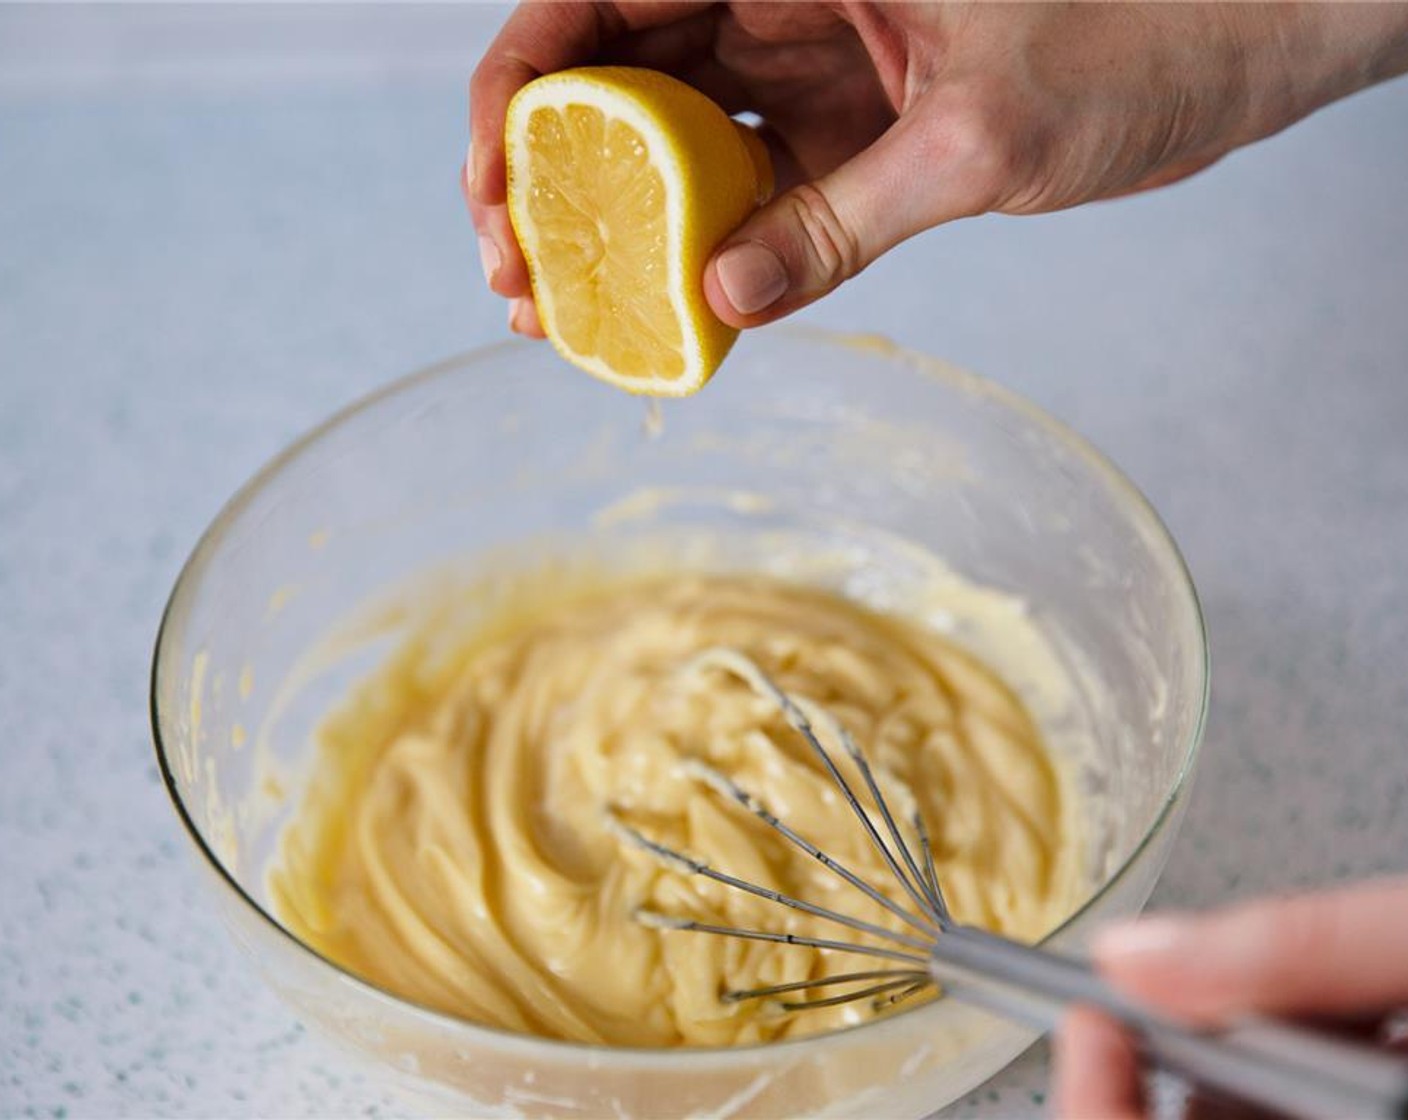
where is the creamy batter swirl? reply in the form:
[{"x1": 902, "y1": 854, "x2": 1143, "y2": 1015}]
[{"x1": 271, "y1": 573, "x2": 1081, "y2": 1047}]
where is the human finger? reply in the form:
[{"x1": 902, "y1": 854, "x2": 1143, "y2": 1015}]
[
  {"x1": 508, "y1": 295, "x2": 546, "y2": 339},
  {"x1": 462, "y1": 154, "x2": 532, "y2": 299},
  {"x1": 1094, "y1": 877, "x2": 1408, "y2": 1025},
  {"x1": 468, "y1": 2, "x2": 704, "y2": 206},
  {"x1": 1053, "y1": 1007, "x2": 1146, "y2": 1120},
  {"x1": 703, "y1": 85, "x2": 1023, "y2": 326}
]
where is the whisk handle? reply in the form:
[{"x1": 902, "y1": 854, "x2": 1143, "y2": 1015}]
[{"x1": 930, "y1": 925, "x2": 1408, "y2": 1120}]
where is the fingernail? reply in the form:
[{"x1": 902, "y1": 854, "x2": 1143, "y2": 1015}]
[
  {"x1": 508, "y1": 298, "x2": 524, "y2": 333},
  {"x1": 465, "y1": 141, "x2": 476, "y2": 192},
  {"x1": 714, "y1": 241, "x2": 788, "y2": 315},
  {"x1": 478, "y1": 235, "x2": 501, "y2": 286},
  {"x1": 1093, "y1": 916, "x2": 1191, "y2": 962}
]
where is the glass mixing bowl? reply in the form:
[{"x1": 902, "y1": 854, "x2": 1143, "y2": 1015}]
[{"x1": 151, "y1": 326, "x2": 1207, "y2": 1119}]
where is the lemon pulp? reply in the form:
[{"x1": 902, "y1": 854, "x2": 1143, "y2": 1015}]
[{"x1": 506, "y1": 68, "x2": 771, "y2": 396}]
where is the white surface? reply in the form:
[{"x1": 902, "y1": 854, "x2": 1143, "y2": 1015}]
[{"x1": 2, "y1": 6, "x2": 1407, "y2": 1118}]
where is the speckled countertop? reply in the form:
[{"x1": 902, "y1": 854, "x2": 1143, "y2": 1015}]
[{"x1": 2, "y1": 7, "x2": 1407, "y2": 1119}]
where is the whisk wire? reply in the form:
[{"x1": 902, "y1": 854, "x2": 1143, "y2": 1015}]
[
  {"x1": 681, "y1": 759, "x2": 937, "y2": 937},
  {"x1": 911, "y1": 809, "x2": 952, "y2": 925},
  {"x1": 606, "y1": 813, "x2": 934, "y2": 953},
  {"x1": 722, "y1": 968, "x2": 927, "y2": 1004},
  {"x1": 690, "y1": 650, "x2": 943, "y2": 925},
  {"x1": 797, "y1": 695, "x2": 949, "y2": 924},
  {"x1": 779, "y1": 977, "x2": 930, "y2": 1012},
  {"x1": 873, "y1": 980, "x2": 932, "y2": 1012},
  {"x1": 635, "y1": 910, "x2": 932, "y2": 967}
]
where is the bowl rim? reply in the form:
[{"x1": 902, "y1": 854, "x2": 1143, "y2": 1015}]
[{"x1": 149, "y1": 323, "x2": 1210, "y2": 1065}]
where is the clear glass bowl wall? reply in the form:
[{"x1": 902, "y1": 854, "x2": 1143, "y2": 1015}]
[{"x1": 152, "y1": 327, "x2": 1207, "y2": 1119}]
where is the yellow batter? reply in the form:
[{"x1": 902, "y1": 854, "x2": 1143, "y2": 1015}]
[{"x1": 271, "y1": 571, "x2": 1081, "y2": 1048}]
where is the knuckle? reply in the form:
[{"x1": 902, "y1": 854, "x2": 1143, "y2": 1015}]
[
  {"x1": 920, "y1": 86, "x2": 1036, "y2": 213},
  {"x1": 468, "y1": 56, "x2": 516, "y2": 116},
  {"x1": 467, "y1": 65, "x2": 493, "y2": 110},
  {"x1": 786, "y1": 184, "x2": 863, "y2": 290}
]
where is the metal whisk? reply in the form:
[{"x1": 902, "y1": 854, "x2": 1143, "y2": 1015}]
[{"x1": 611, "y1": 650, "x2": 1408, "y2": 1120}]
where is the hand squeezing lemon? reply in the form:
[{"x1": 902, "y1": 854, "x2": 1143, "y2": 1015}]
[{"x1": 505, "y1": 68, "x2": 772, "y2": 397}]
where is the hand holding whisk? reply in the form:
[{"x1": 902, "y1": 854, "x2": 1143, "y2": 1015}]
[{"x1": 611, "y1": 650, "x2": 1408, "y2": 1120}]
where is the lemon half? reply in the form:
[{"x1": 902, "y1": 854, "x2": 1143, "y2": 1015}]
[{"x1": 505, "y1": 67, "x2": 771, "y2": 397}]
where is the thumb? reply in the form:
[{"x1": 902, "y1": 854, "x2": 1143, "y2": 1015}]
[{"x1": 704, "y1": 90, "x2": 1007, "y2": 327}]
